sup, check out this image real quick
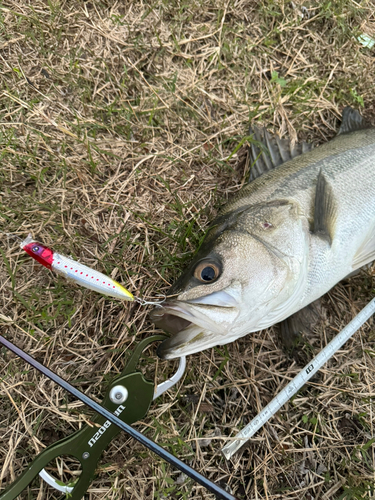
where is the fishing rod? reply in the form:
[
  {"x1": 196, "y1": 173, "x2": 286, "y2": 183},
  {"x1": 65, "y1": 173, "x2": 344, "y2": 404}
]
[
  {"x1": 0, "y1": 335, "x2": 238, "y2": 500},
  {"x1": 222, "y1": 296, "x2": 375, "y2": 459}
]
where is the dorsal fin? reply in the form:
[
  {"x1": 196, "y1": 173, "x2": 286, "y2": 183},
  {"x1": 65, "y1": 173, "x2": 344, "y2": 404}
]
[
  {"x1": 337, "y1": 106, "x2": 369, "y2": 135},
  {"x1": 248, "y1": 127, "x2": 313, "y2": 182},
  {"x1": 312, "y1": 169, "x2": 337, "y2": 244}
]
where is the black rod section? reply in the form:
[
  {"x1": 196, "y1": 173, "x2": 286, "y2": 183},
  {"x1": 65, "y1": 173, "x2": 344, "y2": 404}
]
[{"x1": 0, "y1": 335, "x2": 238, "y2": 500}]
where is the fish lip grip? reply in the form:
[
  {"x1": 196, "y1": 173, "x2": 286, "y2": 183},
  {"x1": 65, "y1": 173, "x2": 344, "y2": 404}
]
[{"x1": 0, "y1": 335, "x2": 186, "y2": 500}]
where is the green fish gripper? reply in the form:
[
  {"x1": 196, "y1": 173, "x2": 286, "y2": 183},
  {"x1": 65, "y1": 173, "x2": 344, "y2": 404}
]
[{"x1": 0, "y1": 335, "x2": 167, "y2": 500}]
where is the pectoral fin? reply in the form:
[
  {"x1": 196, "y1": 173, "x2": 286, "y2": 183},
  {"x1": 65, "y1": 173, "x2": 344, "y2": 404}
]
[{"x1": 312, "y1": 169, "x2": 337, "y2": 244}]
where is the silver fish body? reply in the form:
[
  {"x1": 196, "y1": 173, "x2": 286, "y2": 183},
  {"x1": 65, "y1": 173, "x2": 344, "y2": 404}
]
[{"x1": 152, "y1": 109, "x2": 375, "y2": 359}]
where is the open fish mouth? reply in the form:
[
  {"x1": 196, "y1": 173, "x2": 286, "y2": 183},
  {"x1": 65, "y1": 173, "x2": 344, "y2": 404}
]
[
  {"x1": 149, "y1": 302, "x2": 204, "y2": 359},
  {"x1": 149, "y1": 297, "x2": 239, "y2": 359},
  {"x1": 150, "y1": 303, "x2": 194, "y2": 336}
]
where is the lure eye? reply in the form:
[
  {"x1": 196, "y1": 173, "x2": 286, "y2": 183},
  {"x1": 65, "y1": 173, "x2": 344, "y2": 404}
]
[
  {"x1": 32, "y1": 246, "x2": 39, "y2": 252},
  {"x1": 194, "y1": 261, "x2": 221, "y2": 283}
]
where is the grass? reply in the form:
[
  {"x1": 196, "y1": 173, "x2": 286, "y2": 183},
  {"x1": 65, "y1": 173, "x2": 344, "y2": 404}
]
[{"x1": 0, "y1": 0, "x2": 375, "y2": 498}]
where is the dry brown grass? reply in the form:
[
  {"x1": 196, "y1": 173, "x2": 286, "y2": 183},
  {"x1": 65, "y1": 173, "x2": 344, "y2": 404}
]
[{"x1": 0, "y1": 0, "x2": 375, "y2": 499}]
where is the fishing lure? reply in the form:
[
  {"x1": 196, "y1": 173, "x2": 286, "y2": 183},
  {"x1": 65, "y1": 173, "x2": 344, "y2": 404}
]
[{"x1": 20, "y1": 234, "x2": 134, "y2": 301}]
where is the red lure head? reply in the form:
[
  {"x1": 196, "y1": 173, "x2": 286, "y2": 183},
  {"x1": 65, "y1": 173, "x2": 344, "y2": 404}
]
[{"x1": 20, "y1": 234, "x2": 54, "y2": 269}]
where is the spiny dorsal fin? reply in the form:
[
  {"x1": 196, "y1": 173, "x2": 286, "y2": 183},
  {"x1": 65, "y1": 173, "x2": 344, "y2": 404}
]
[
  {"x1": 248, "y1": 127, "x2": 313, "y2": 182},
  {"x1": 337, "y1": 106, "x2": 369, "y2": 135},
  {"x1": 313, "y1": 169, "x2": 337, "y2": 244}
]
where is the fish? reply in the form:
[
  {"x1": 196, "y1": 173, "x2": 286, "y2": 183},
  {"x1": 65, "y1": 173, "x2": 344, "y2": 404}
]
[
  {"x1": 151, "y1": 107, "x2": 375, "y2": 359},
  {"x1": 20, "y1": 234, "x2": 134, "y2": 301}
]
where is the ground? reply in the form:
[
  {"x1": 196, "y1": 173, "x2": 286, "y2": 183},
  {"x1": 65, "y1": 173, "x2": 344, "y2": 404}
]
[{"x1": 0, "y1": 1, "x2": 375, "y2": 499}]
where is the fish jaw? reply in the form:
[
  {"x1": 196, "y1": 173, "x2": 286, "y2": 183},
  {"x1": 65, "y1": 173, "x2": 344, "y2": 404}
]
[
  {"x1": 150, "y1": 297, "x2": 241, "y2": 359},
  {"x1": 157, "y1": 324, "x2": 214, "y2": 359},
  {"x1": 151, "y1": 299, "x2": 239, "y2": 335}
]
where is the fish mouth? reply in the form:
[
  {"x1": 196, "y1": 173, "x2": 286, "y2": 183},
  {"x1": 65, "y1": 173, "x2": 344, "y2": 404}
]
[
  {"x1": 149, "y1": 302, "x2": 202, "y2": 359},
  {"x1": 156, "y1": 323, "x2": 209, "y2": 360},
  {"x1": 149, "y1": 295, "x2": 239, "y2": 359},
  {"x1": 149, "y1": 305, "x2": 193, "y2": 336}
]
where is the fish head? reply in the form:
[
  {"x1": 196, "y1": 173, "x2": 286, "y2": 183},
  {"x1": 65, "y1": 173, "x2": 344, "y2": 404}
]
[{"x1": 151, "y1": 200, "x2": 308, "y2": 359}]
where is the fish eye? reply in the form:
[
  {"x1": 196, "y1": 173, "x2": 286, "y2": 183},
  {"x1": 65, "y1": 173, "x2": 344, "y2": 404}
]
[
  {"x1": 194, "y1": 261, "x2": 221, "y2": 283},
  {"x1": 32, "y1": 246, "x2": 39, "y2": 252}
]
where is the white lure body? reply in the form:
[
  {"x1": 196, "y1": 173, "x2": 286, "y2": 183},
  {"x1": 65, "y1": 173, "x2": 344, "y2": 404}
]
[
  {"x1": 51, "y1": 252, "x2": 134, "y2": 300},
  {"x1": 21, "y1": 234, "x2": 134, "y2": 301}
]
